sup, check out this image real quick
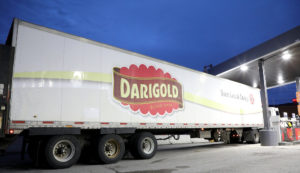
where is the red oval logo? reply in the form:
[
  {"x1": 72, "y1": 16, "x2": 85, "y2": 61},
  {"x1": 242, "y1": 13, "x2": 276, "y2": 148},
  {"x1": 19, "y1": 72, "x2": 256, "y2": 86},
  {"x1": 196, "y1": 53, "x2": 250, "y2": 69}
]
[{"x1": 113, "y1": 64, "x2": 183, "y2": 116}]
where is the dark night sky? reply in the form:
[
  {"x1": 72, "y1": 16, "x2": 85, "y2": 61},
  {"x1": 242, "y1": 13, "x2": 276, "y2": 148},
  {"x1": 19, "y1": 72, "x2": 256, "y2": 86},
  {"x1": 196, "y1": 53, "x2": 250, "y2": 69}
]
[{"x1": 0, "y1": 0, "x2": 300, "y2": 105}]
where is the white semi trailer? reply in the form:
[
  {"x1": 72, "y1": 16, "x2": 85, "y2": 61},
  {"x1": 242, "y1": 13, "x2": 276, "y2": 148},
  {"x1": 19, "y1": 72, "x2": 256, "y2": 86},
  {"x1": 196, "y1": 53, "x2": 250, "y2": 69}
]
[{"x1": 0, "y1": 19, "x2": 263, "y2": 168}]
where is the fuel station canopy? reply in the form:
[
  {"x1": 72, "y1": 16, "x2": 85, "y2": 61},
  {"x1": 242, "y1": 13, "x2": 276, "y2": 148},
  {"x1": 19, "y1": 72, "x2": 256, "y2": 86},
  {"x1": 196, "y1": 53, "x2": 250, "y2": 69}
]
[
  {"x1": 208, "y1": 26, "x2": 300, "y2": 146},
  {"x1": 208, "y1": 26, "x2": 300, "y2": 89}
]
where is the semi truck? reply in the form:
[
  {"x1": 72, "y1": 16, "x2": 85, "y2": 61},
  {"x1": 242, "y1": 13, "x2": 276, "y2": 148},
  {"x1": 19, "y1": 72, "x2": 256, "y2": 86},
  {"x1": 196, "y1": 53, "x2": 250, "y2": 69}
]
[{"x1": 0, "y1": 19, "x2": 263, "y2": 168}]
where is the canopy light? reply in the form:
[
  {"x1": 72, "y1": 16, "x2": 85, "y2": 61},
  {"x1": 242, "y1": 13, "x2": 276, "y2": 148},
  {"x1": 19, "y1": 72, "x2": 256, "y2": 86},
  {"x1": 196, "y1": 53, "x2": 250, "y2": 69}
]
[
  {"x1": 277, "y1": 76, "x2": 284, "y2": 84},
  {"x1": 240, "y1": 65, "x2": 248, "y2": 71},
  {"x1": 253, "y1": 82, "x2": 257, "y2": 88},
  {"x1": 282, "y1": 51, "x2": 291, "y2": 60}
]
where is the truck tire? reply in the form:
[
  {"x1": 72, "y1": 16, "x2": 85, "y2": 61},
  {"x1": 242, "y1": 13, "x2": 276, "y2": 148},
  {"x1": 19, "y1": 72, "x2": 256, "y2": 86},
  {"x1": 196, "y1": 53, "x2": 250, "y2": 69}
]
[
  {"x1": 244, "y1": 129, "x2": 260, "y2": 144},
  {"x1": 221, "y1": 131, "x2": 231, "y2": 144},
  {"x1": 130, "y1": 132, "x2": 157, "y2": 159},
  {"x1": 212, "y1": 129, "x2": 221, "y2": 142},
  {"x1": 44, "y1": 135, "x2": 81, "y2": 169},
  {"x1": 96, "y1": 134, "x2": 125, "y2": 164},
  {"x1": 250, "y1": 130, "x2": 260, "y2": 144},
  {"x1": 253, "y1": 131, "x2": 260, "y2": 144}
]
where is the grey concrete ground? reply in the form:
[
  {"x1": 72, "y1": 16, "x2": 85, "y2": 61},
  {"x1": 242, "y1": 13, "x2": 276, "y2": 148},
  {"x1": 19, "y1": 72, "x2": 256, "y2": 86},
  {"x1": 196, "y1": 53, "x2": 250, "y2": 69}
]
[{"x1": 1, "y1": 138, "x2": 300, "y2": 173}]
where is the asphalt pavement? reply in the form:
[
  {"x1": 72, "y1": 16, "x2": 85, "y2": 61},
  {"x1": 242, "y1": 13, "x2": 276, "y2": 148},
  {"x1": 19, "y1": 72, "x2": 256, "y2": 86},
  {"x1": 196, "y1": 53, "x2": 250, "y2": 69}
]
[{"x1": 1, "y1": 138, "x2": 300, "y2": 173}]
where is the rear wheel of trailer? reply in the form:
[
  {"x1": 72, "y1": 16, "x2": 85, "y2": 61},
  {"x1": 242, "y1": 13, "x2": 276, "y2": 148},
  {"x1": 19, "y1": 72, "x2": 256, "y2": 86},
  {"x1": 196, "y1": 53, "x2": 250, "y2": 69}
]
[
  {"x1": 130, "y1": 132, "x2": 157, "y2": 159},
  {"x1": 44, "y1": 135, "x2": 81, "y2": 169},
  {"x1": 96, "y1": 134, "x2": 125, "y2": 164}
]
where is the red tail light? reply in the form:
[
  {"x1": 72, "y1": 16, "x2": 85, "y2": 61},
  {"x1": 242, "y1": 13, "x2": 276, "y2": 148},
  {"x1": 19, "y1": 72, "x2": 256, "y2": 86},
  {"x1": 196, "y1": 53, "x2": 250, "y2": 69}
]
[{"x1": 9, "y1": 129, "x2": 14, "y2": 134}]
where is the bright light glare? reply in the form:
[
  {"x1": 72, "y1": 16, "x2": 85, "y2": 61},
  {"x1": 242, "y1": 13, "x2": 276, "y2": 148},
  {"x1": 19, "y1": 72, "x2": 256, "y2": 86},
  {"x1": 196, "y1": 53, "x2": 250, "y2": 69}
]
[
  {"x1": 253, "y1": 82, "x2": 257, "y2": 88},
  {"x1": 199, "y1": 75, "x2": 206, "y2": 82},
  {"x1": 282, "y1": 51, "x2": 291, "y2": 60},
  {"x1": 240, "y1": 65, "x2": 248, "y2": 71},
  {"x1": 73, "y1": 71, "x2": 83, "y2": 80},
  {"x1": 278, "y1": 76, "x2": 284, "y2": 84}
]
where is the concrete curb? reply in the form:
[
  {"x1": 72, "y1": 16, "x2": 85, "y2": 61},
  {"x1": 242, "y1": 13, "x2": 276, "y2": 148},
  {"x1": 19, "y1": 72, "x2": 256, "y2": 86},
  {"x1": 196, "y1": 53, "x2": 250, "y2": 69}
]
[
  {"x1": 293, "y1": 141, "x2": 300, "y2": 145},
  {"x1": 278, "y1": 141, "x2": 300, "y2": 146},
  {"x1": 278, "y1": 142, "x2": 293, "y2": 146}
]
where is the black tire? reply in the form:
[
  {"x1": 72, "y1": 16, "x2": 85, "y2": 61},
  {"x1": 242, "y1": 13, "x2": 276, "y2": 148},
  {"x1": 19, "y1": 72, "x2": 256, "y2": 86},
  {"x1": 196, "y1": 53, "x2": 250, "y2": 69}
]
[
  {"x1": 44, "y1": 135, "x2": 81, "y2": 169},
  {"x1": 212, "y1": 129, "x2": 221, "y2": 142},
  {"x1": 96, "y1": 134, "x2": 125, "y2": 164},
  {"x1": 244, "y1": 129, "x2": 260, "y2": 144},
  {"x1": 221, "y1": 131, "x2": 231, "y2": 144},
  {"x1": 130, "y1": 132, "x2": 157, "y2": 159},
  {"x1": 252, "y1": 130, "x2": 260, "y2": 144}
]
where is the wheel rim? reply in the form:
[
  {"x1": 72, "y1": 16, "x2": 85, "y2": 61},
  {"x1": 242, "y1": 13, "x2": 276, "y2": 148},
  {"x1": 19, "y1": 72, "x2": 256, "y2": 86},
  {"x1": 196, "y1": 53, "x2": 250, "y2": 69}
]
[
  {"x1": 141, "y1": 137, "x2": 155, "y2": 155},
  {"x1": 214, "y1": 130, "x2": 221, "y2": 142},
  {"x1": 53, "y1": 139, "x2": 76, "y2": 162},
  {"x1": 104, "y1": 139, "x2": 120, "y2": 158}
]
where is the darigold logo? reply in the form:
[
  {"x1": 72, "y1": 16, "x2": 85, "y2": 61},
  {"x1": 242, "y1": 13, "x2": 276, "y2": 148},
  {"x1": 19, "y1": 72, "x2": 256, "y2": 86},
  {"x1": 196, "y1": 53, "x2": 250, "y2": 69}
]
[{"x1": 113, "y1": 64, "x2": 183, "y2": 116}]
